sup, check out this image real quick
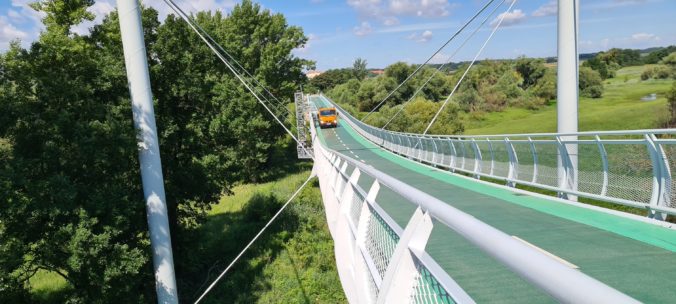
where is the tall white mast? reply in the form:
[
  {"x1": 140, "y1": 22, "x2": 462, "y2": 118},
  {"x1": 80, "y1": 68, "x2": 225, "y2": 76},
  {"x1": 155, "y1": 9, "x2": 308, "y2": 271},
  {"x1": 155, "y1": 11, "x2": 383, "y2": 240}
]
[
  {"x1": 557, "y1": 0, "x2": 579, "y2": 200},
  {"x1": 116, "y1": 0, "x2": 179, "y2": 302}
]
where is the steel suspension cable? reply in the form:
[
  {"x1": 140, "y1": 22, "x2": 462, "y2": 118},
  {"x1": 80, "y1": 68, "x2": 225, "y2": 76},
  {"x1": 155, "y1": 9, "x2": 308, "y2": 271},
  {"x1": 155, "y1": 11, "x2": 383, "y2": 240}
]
[
  {"x1": 169, "y1": 0, "x2": 294, "y2": 118},
  {"x1": 162, "y1": 0, "x2": 314, "y2": 160},
  {"x1": 361, "y1": 0, "x2": 497, "y2": 121},
  {"x1": 382, "y1": 0, "x2": 506, "y2": 130},
  {"x1": 193, "y1": 173, "x2": 316, "y2": 304},
  {"x1": 423, "y1": 0, "x2": 517, "y2": 135}
]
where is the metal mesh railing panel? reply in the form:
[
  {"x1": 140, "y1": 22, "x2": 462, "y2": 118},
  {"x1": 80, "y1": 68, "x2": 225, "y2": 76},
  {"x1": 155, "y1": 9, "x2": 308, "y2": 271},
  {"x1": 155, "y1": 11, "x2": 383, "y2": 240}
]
[
  {"x1": 491, "y1": 141, "x2": 511, "y2": 178},
  {"x1": 513, "y1": 142, "x2": 535, "y2": 183},
  {"x1": 460, "y1": 141, "x2": 476, "y2": 172},
  {"x1": 410, "y1": 255, "x2": 455, "y2": 304},
  {"x1": 533, "y1": 143, "x2": 559, "y2": 187},
  {"x1": 663, "y1": 144, "x2": 676, "y2": 208},
  {"x1": 349, "y1": 189, "x2": 365, "y2": 228},
  {"x1": 447, "y1": 141, "x2": 459, "y2": 168},
  {"x1": 335, "y1": 174, "x2": 347, "y2": 201},
  {"x1": 364, "y1": 208, "x2": 400, "y2": 278},
  {"x1": 576, "y1": 143, "x2": 604, "y2": 195},
  {"x1": 359, "y1": 250, "x2": 379, "y2": 303},
  {"x1": 604, "y1": 143, "x2": 653, "y2": 204},
  {"x1": 432, "y1": 139, "x2": 447, "y2": 166},
  {"x1": 475, "y1": 140, "x2": 493, "y2": 175}
]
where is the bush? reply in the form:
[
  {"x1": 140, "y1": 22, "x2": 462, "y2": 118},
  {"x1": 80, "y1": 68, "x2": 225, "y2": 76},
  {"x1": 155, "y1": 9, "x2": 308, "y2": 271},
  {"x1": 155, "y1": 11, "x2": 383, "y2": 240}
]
[
  {"x1": 654, "y1": 65, "x2": 672, "y2": 79},
  {"x1": 582, "y1": 85, "x2": 604, "y2": 98},
  {"x1": 641, "y1": 67, "x2": 655, "y2": 80},
  {"x1": 579, "y1": 67, "x2": 604, "y2": 98}
]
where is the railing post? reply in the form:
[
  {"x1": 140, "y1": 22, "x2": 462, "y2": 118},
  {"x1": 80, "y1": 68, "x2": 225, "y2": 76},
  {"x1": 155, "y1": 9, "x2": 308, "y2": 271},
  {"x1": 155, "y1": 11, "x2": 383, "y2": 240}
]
[
  {"x1": 645, "y1": 134, "x2": 669, "y2": 220},
  {"x1": 431, "y1": 138, "x2": 439, "y2": 165},
  {"x1": 528, "y1": 137, "x2": 538, "y2": 183},
  {"x1": 505, "y1": 138, "x2": 518, "y2": 187},
  {"x1": 471, "y1": 138, "x2": 482, "y2": 178},
  {"x1": 448, "y1": 140, "x2": 457, "y2": 171},
  {"x1": 406, "y1": 136, "x2": 413, "y2": 157},
  {"x1": 555, "y1": 136, "x2": 575, "y2": 199},
  {"x1": 487, "y1": 139, "x2": 495, "y2": 176},
  {"x1": 595, "y1": 135, "x2": 610, "y2": 197},
  {"x1": 377, "y1": 208, "x2": 433, "y2": 304}
]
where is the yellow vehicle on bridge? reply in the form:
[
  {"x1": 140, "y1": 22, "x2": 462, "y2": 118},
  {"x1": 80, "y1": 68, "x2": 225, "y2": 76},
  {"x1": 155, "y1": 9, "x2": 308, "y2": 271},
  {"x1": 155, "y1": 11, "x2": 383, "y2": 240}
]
[{"x1": 317, "y1": 107, "x2": 338, "y2": 128}]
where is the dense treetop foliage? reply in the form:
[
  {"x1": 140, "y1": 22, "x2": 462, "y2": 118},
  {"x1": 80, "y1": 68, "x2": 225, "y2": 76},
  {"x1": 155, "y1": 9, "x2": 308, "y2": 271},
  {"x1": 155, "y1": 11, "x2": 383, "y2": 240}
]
[
  {"x1": 324, "y1": 58, "x2": 559, "y2": 133},
  {"x1": 0, "y1": 0, "x2": 312, "y2": 302}
]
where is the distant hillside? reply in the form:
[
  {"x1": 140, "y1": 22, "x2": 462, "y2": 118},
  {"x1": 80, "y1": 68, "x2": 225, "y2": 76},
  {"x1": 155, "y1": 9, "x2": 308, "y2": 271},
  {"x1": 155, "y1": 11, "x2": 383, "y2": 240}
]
[{"x1": 417, "y1": 45, "x2": 676, "y2": 72}]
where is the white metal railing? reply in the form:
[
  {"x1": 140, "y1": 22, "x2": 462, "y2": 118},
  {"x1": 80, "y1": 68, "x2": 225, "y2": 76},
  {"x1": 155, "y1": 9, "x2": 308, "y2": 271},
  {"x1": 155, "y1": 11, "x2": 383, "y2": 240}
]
[
  {"x1": 310, "y1": 115, "x2": 639, "y2": 304},
  {"x1": 318, "y1": 94, "x2": 676, "y2": 220}
]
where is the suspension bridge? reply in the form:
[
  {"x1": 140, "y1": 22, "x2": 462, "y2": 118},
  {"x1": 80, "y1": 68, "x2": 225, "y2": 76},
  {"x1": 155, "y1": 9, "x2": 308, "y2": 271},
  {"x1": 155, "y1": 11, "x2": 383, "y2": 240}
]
[{"x1": 110, "y1": 0, "x2": 676, "y2": 302}]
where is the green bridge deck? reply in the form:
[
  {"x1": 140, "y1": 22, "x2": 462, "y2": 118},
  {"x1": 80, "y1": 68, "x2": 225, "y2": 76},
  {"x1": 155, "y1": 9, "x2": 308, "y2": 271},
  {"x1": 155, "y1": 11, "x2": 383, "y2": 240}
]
[{"x1": 310, "y1": 96, "x2": 676, "y2": 303}]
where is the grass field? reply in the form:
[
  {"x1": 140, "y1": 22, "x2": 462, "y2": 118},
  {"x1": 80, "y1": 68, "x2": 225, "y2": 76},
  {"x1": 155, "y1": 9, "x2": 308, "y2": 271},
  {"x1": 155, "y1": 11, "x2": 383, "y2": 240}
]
[
  {"x1": 28, "y1": 270, "x2": 69, "y2": 302},
  {"x1": 465, "y1": 66, "x2": 673, "y2": 135},
  {"x1": 190, "y1": 169, "x2": 345, "y2": 304}
]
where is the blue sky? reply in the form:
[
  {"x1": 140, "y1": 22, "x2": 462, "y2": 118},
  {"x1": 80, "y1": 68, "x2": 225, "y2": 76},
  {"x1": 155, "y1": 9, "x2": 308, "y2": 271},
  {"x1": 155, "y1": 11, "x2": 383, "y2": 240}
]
[{"x1": 1, "y1": 0, "x2": 675, "y2": 70}]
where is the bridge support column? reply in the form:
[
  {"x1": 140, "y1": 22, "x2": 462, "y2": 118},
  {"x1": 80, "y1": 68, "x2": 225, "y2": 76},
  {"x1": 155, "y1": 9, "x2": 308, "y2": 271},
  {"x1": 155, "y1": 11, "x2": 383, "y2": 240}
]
[
  {"x1": 557, "y1": 0, "x2": 579, "y2": 200},
  {"x1": 117, "y1": 0, "x2": 178, "y2": 302}
]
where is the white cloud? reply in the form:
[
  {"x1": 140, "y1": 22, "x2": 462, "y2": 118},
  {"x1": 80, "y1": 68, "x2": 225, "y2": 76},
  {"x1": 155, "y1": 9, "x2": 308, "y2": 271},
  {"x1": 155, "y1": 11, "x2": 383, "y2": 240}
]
[
  {"x1": 406, "y1": 30, "x2": 433, "y2": 43},
  {"x1": 383, "y1": 16, "x2": 399, "y2": 26},
  {"x1": 7, "y1": 10, "x2": 22, "y2": 22},
  {"x1": 353, "y1": 21, "x2": 373, "y2": 36},
  {"x1": 11, "y1": 0, "x2": 46, "y2": 25},
  {"x1": 72, "y1": 0, "x2": 116, "y2": 35},
  {"x1": 71, "y1": 0, "x2": 238, "y2": 35},
  {"x1": 0, "y1": 0, "x2": 44, "y2": 49},
  {"x1": 631, "y1": 32, "x2": 660, "y2": 42},
  {"x1": 388, "y1": 0, "x2": 452, "y2": 18},
  {"x1": 491, "y1": 9, "x2": 526, "y2": 27},
  {"x1": 1, "y1": 0, "x2": 240, "y2": 49},
  {"x1": 0, "y1": 16, "x2": 28, "y2": 50},
  {"x1": 347, "y1": 0, "x2": 454, "y2": 27},
  {"x1": 532, "y1": 1, "x2": 557, "y2": 17},
  {"x1": 377, "y1": 20, "x2": 455, "y2": 33}
]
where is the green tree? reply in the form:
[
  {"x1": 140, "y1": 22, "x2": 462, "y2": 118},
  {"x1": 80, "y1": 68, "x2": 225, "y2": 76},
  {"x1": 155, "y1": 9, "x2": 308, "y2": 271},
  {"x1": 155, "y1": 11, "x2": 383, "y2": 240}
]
[
  {"x1": 352, "y1": 57, "x2": 368, "y2": 80},
  {"x1": 515, "y1": 57, "x2": 546, "y2": 89},
  {"x1": 308, "y1": 68, "x2": 353, "y2": 91},
  {"x1": 661, "y1": 52, "x2": 676, "y2": 72},
  {"x1": 579, "y1": 66, "x2": 604, "y2": 98},
  {"x1": 668, "y1": 81, "x2": 676, "y2": 126},
  {"x1": 531, "y1": 68, "x2": 556, "y2": 101},
  {"x1": 0, "y1": 4, "x2": 153, "y2": 303},
  {"x1": 643, "y1": 46, "x2": 676, "y2": 64},
  {"x1": 328, "y1": 79, "x2": 361, "y2": 106},
  {"x1": 385, "y1": 61, "x2": 415, "y2": 84},
  {"x1": 372, "y1": 97, "x2": 464, "y2": 134},
  {"x1": 582, "y1": 56, "x2": 614, "y2": 79},
  {"x1": 0, "y1": 1, "x2": 312, "y2": 302}
]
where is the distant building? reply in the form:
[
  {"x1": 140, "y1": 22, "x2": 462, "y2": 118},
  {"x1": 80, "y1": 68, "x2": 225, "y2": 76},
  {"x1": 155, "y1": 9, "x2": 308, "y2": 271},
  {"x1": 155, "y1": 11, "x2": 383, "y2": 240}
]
[
  {"x1": 369, "y1": 69, "x2": 385, "y2": 77},
  {"x1": 306, "y1": 70, "x2": 323, "y2": 79}
]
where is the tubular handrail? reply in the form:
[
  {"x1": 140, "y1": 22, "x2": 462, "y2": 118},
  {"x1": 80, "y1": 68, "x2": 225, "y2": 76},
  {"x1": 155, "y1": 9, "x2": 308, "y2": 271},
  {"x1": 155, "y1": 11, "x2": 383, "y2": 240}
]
[
  {"x1": 316, "y1": 94, "x2": 676, "y2": 218},
  {"x1": 314, "y1": 130, "x2": 639, "y2": 303}
]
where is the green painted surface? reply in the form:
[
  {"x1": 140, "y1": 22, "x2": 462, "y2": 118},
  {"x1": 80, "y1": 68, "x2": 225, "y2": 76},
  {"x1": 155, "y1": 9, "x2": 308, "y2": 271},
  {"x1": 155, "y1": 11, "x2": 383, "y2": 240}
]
[{"x1": 310, "y1": 95, "x2": 676, "y2": 303}]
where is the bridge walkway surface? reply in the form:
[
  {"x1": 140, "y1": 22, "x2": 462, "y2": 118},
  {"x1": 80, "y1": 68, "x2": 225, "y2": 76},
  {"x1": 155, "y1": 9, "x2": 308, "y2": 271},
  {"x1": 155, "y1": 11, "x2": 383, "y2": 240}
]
[{"x1": 310, "y1": 95, "x2": 676, "y2": 303}]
